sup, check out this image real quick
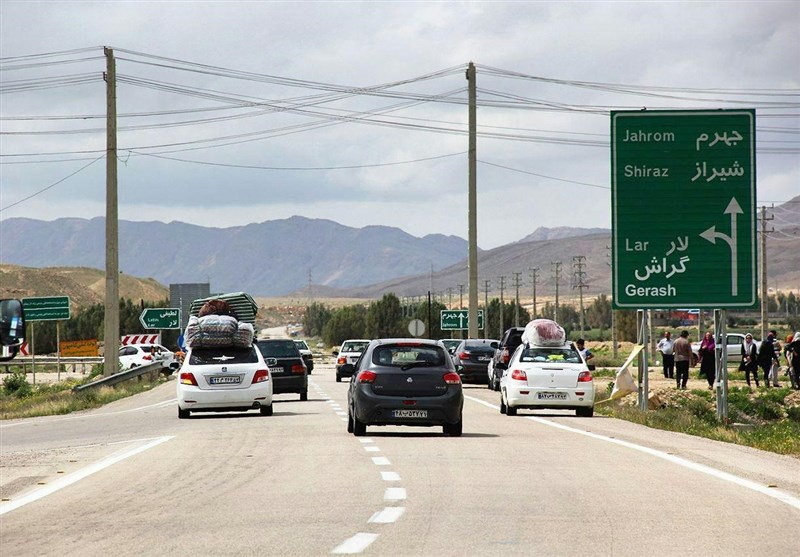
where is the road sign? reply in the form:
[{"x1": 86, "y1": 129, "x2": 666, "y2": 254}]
[
  {"x1": 139, "y1": 308, "x2": 181, "y2": 329},
  {"x1": 408, "y1": 319, "x2": 425, "y2": 337},
  {"x1": 611, "y1": 109, "x2": 756, "y2": 309},
  {"x1": 440, "y1": 309, "x2": 484, "y2": 331},
  {"x1": 22, "y1": 296, "x2": 71, "y2": 321}
]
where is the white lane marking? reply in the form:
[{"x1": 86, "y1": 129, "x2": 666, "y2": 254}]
[
  {"x1": 331, "y1": 533, "x2": 379, "y2": 554},
  {"x1": 340, "y1": 418, "x2": 348, "y2": 422},
  {"x1": 364, "y1": 446, "x2": 380, "y2": 453},
  {"x1": 464, "y1": 394, "x2": 800, "y2": 511},
  {"x1": 368, "y1": 507, "x2": 406, "y2": 524},
  {"x1": 384, "y1": 487, "x2": 407, "y2": 501},
  {"x1": 0, "y1": 399, "x2": 178, "y2": 429},
  {"x1": 381, "y1": 471, "x2": 401, "y2": 482},
  {"x1": 358, "y1": 438, "x2": 374, "y2": 444},
  {"x1": 336, "y1": 412, "x2": 347, "y2": 416},
  {"x1": 372, "y1": 456, "x2": 391, "y2": 466},
  {"x1": 0, "y1": 436, "x2": 173, "y2": 515}
]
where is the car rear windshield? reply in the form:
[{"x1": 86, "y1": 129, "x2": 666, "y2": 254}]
[
  {"x1": 256, "y1": 340, "x2": 300, "y2": 358},
  {"x1": 520, "y1": 346, "x2": 581, "y2": 364},
  {"x1": 189, "y1": 346, "x2": 258, "y2": 365},
  {"x1": 342, "y1": 341, "x2": 369, "y2": 353},
  {"x1": 464, "y1": 341, "x2": 497, "y2": 351},
  {"x1": 371, "y1": 344, "x2": 447, "y2": 367},
  {"x1": 294, "y1": 340, "x2": 309, "y2": 350}
]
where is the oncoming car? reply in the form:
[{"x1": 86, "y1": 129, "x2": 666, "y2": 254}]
[
  {"x1": 176, "y1": 344, "x2": 273, "y2": 419},
  {"x1": 345, "y1": 339, "x2": 464, "y2": 437},
  {"x1": 500, "y1": 342, "x2": 594, "y2": 417}
]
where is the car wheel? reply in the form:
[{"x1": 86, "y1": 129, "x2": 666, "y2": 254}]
[
  {"x1": 487, "y1": 376, "x2": 493, "y2": 389},
  {"x1": 576, "y1": 406, "x2": 594, "y2": 418},
  {"x1": 500, "y1": 394, "x2": 507, "y2": 414},
  {"x1": 260, "y1": 404, "x2": 273, "y2": 416},
  {"x1": 347, "y1": 410, "x2": 354, "y2": 433},
  {"x1": 444, "y1": 419, "x2": 463, "y2": 437},
  {"x1": 504, "y1": 392, "x2": 517, "y2": 416},
  {"x1": 178, "y1": 407, "x2": 190, "y2": 419},
  {"x1": 353, "y1": 415, "x2": 367, "y2": 436},
  {"x1": 300, "y1": 390, "x2": 308, "y2": 401},
  {"x1": 336, "y1": 373, "x2": 341, "y2": 383}
]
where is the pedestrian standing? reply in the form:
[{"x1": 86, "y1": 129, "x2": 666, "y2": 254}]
[
  {"x1": 656, "y1": 331, "x2": 675, "y2": 379},
  {"x1": 739, "y1": 333, "x2": 759, "y2": 388},
  {"x1": 756, "y1": 330, "x2": 779, "y2": 388},
  {"x1": 673, "y1": 330, "x2": 692, "y2": 390},
  {"x1": 787, "y1": 332, "x2": 800, "y2": 390},
  {"x1": 698, "y1": 331, "x2": 716, "y2": 389}
]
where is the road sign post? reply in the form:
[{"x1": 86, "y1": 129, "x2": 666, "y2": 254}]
[
  {"x1": 440, "y1": 309, "x2": 484, "y2": 331},
  {"x1": 611, "y1": 110, "x2": 756, "y2": 309},
  {"x1": 139, "y1": 308, "x2": 182, "y2": 330}
]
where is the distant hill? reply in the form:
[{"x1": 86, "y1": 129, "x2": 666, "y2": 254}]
[{"x1": 517, "y1": 226, "x2": 609, "y2": 243}]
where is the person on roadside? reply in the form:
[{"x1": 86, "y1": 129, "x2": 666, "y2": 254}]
[
  {"x1": 656, "y1": 331, "x2": 675, "y2": 379},
  {"x1": 770, "y1": 331, "x2": 782, "y2": 387},
  {"x1": 673, "y1": 330, "x2": 692, "y2": 390},
  {"x1": 575, "y1": 339, "x2": 595, "y2": 370},
  {"x1": 757, "y1": 330, "x2": 780, "y2": 388},
  {"x1": 787, "y1": 332, "x2": 800, "y2": 390},
  {"x1": 739, "y1": 333, "x2": 759, "y2": 388},
  {"x1": 698, "y1": 331, "x2": 716, "y2": 389}
]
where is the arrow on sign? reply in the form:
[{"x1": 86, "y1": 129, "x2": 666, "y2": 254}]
[{"x1": 700, "y1": 197, "x2": 743, "y2": 296}]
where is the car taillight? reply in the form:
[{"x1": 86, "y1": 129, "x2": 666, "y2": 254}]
[
  {"x1": 501, "y1": 348, "x2": 510, "y2": 364},
  {"x1": 358, "y1": 370, "x2": 377, "y2": 383},
  {"x1": 458, "y1": 351, "x2": 470, "y2": 360},
  {"x1": 337, "y1": 357, "x2": 346, "y2": 365},
  {"x1": 291, "y1": 364, "x2": 305, "y2": 374},
  {"x1": 443, "y1": 372, "x2": 461, "y2": 385},
  {"x1": 253, "y1": 369, "x2": 269, "y2": 384},
  {"x1": 180, "y1": 372, "x2": 197, "y2": 386},
  {"x1": 510, "y1": 369, "x2": 527, "y2": 381},
  {"x1": 578, "y1": 371, "x2": 593, "y2": 382}
]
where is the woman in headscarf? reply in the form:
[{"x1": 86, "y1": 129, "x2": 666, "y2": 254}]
[
  {"x1": 788, "y1": 332, "x2": 800, "y2": 390},
  {"x1": 698, "y1": 332, "x2": 716, "y2": 389},
  {"x1": 739, "y1": 333, "x2": 759, "y2": 388}
]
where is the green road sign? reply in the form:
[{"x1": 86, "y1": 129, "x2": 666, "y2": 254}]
[
  {"x1": 440, "y1": 309, "x2": 484, "y2": 331},
  {"x1": 22, "y1": 296, "x2": 71, "y2": 321},
  {"x1": 611, "y1": 109, "x2": 756, "y2": 309},
  {"x1": 140, "y1": 308, "x2": 182, "y2": 329}
]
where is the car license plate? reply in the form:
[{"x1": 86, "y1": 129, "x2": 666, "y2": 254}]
[
  {"x1": 392, "y1": 409, "x2": 428, "y2": 418},
  {"x1": 537, "y1": 392, "x2": 567, "y2": 400},
  {"x1": 209, "y1": 376, "x2": 241, "y2": 385},
  {"x1": 477, "y1": 355, "x2": 490, "y2": 361},
  {"x1": 269, "y1": 366, "x2": 284, "y2": 374}
]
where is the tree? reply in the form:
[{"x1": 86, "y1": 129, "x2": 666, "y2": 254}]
[
  {"x1": 303, "y1": 302, "x2": 331, "y2": 337},
  {"x1": 365, "y1": 294, "x2": 405, "y2": 339},
  {"x1": 485, "y1": 298, "x2": 531, "y2": 338},
  {"x1": 322, "y1": 305, "x2": 367, "y2": 346},
  {"x1": 585, "y1": 294, "x2": 612, "y2": 329}
]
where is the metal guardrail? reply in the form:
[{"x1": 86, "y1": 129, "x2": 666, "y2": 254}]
[{"x1": 72, "y1": 361, "x2": 166, "y2": 392}]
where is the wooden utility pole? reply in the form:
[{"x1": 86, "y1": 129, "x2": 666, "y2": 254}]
[
  {"x1": 759, "y1": 205, "x2": 774, "y2": 340},
  {"x1": 104, "y1": 47, "x2": 119, "y2": 377},
  {"x1": 529, "y1": 267, "x2": 539, "y2": 319},
  {"x1": 551, "y1": 261, "x2": 562, "y2": 323},
  {"x1": 499, "y1": 275, "x2": 506, "y2": 338},
  {"x1": 466, "y1": 62, "x2": 479, "y2": 339},
  {"x1": 513, "y1": 272, "x2": 522, "y2": 326}
]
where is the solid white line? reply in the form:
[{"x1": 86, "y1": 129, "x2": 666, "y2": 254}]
[
  {"x1": 381, "y1": 471, "x2": 401, "y2": 482},
  {"x1": 384, "y1": 487, "x2": 407, "y2": 501},
  {"x1": 0, "y1": 399, "x2": 178, "y2": 429},
  {"x1": 0, "y1": 436, "x2": 173, "y2": 515},
  {"x1": 464, "y1": 394, "x2": 800, "y2": 511},
  {"x1": 371, "y1": 456, "x2": 391, "y2": 466},
  {"x1": 368, "y1": 507, "x2": 405, "y2": 524},
  {"x1": 331, "y1": 533, "x2": 379, "y2": 554},
  {"x1": 364, "y1": 446, "x2": 380, "y2": 453}
]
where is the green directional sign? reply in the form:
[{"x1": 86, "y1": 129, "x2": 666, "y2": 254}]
[
  {"x1": 140, "y1": 308, "x2": 182, "y2": 329},
  {"x1": 612, "y1": 109, "x2": 756, "y2": 309},
  {"x1": 441, "y1": 309, "x2": 484, "y2": 331},
  {"x1": 22, "y1": 296, "x2": 71, "y2": 321}
]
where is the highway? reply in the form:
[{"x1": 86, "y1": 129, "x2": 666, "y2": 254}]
[{"x1": 2, "y1": 362, "x2": 799, "y2": 556}]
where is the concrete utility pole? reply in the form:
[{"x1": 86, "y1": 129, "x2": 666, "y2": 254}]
[
  {"x1": 513, "y1": 272, "x2": 522, "y2": 326},
  {"x1": 483, "y1": 279, "x2": 490, "y2": 336},
  {"x1": 572, "y1": 256, "x2": 587, "y2": 337},
  {"x1": 551, "y1": 261, "x2": 562, "y2": 323},
  {"x1": 447, "y1": 287, "x2": 453, "y2": 309},
  {"x1": 606, "y1": 245, "x2": 617, "y2": 359},
  {"x1": 466, "y1": 62, "x2": 479, "y2": 339},
  {"x1": 529, "y1": 267, "x2": 539, "y2": 319},
  {"x1": 759, "y1": 205, "x2": 774, "y2": 340},
  {"x1": 103, "y1": 47, "x2": 119, "y2": 377},
  {"x1": 458, "y1": 284, "x2": 464, "y2": 309},
  {"x1": 499, "y1": 275, "x2": 506, "y2": 338}
]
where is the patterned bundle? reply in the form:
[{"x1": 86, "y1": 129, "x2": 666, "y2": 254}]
[
  {"x1": 521, "y1": 319, "x2": 567, "y2": 347},
  {"x1": 185, "y1": 315, "x2": 253, "y2": 348}
]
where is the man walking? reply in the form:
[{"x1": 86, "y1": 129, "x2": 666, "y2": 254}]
[
  {"x1": 673, "y1": 330, "x2": 692, "y2": 390},
  {"x1": 656, "y1": 331, "x2": 675, "y2": 379},
  {"x1": 758, "y1": 330, "x2": 781, "y2": 388}
]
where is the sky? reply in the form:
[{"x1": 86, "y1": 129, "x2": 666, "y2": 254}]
[{"x1": 1, "y1": 1, "x2": 798, "y2": 250}]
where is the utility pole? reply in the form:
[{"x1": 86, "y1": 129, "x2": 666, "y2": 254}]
[
  {"x1": 606, "y1": 245, "x2": 617, "y2": 359},
  {"x1": 466, "y1": 61, "x2": 479, "y2": 339},
  {"x1": 447, "y1": 287, "x2": 453, "y2": 309},
  {"x1": 458, "y1": 284, "x2": 464, "y2": 309},
  {"x1": 499, "y1": 275, "x2": 506, "y2": 338},
  {"x1": 759, "y1": 205, "x2": 774, "y2": 340},
  {"x1": 483, "y1": 279, "x2": 490, "y2": 336},
  {"x1": 529, "y1": 267, "x2": 539, "y2": 319},
  {"x1": 551, "y1": 261, "x2": 562, "y2": 323},
  {"x1": 103, "y1": 47, "x2": 119, "y2": 377},
  {"x1": 307, "y1": 269, "x2": 313, "y2": 302},
  {"x1": 572, "y1": 256, "x2": 587, "y2": 337},
  {"x1": 513, "y1": 272, "x2": 522, "y2": 326}
]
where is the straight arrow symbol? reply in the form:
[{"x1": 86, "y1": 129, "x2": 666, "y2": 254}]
[{"x1": 700, "y1": 197, "x2": 742, "y2": 296}]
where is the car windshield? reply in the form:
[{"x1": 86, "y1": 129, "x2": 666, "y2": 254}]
[
  {"x1": 256, "y1": 340, "x2": 299, "y2": 358},
  {"x1": 189, "y1": 346, "x2": 258, "y2": 365},
  {"x1": 342, "y1": 341, "x2": 369, "y2": 353},
  {"x1": 372, "y1": 344, "x2": 447, "y2": 368},
  {"x1": 519, "y1": 346, "x2": 582, "y2": 364},
  {"x1": 294, "y1": 340, "x2": 309, "y2": 350}
]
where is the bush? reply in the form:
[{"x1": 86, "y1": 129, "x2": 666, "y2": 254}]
[{"x1": 3, "y1": 372, "x2": 32, "y2": 398}]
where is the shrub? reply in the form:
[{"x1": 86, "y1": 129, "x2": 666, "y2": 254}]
[{"x1": 3, "y1": 372, "x2": 32, "y2": 398}]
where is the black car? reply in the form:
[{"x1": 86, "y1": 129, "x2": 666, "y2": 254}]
[
  {"x1": 255, "y1": 339, "x2": 308, "y2": 401},
  {"x1": 452, "y1": 339, "x2": 499, "y2": 384},
  {"x1": 345, "y1": 339, "x2": 464, "y2": 437},
  {"x1": 488, "y1": 327, "x2": 526, "y2": 391}
]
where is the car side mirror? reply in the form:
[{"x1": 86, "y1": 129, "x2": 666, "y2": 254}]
[
  {"x1": 332, "y1": 350, "x2": 339, "y2": 356},
  {"x1": 0, "y1": 299, "x2": 25, "y2": 362},
  {"x1": 491, "y1": 342, "x2": 499, "y2": 349}
]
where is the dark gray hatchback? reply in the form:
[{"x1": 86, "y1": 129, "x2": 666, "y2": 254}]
[{"x1": 345, "y1": 339, "x2": 463, "y2": 437}]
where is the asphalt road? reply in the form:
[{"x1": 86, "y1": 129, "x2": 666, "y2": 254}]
[{"x1": 2, "y1": 363, "x2": 799, "y2": 556}]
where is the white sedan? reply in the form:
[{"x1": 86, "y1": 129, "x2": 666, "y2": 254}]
[
  {"x1": 500, "y1": 342, "x2": 595, "y2": 417},
  {"x1": 119, "y1": 344, "x2": 177, "y2": 370},
  {"x1": 177, "y1": 345, "x2": 273, "y2": 419}
]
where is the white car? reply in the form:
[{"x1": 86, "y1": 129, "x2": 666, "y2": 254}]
[
  {"x1": 119, "y1": 344, "x2": 177, "y2": 371},
  {"x1": 500, "y1": 342, "x2": 595, "y2": 417},
  {"x1": 335, "y1": 339, "x2": 370, "y2": 382},
  {"x1": 177, "y1": 345, "x2": 273, "y2": 419}
]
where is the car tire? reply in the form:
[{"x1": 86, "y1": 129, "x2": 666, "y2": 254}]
[
  {"x1": 178, "y1": 407, "x2": 190, "y2": 419},
  {"x1": 444, "y1": 419, "x2": 463, "y2": 437},
  {"x1": 347, "y1": 410, "x2": 354, "y2": 433},
  {"x1": 504, "y1": 393, "x2": 517, "y2": 416},
  {"x1": 487, "y1": 376, "x2": 493, "y2": 389},
  {"x1": 576, "y1": 406, "x2": 594, "y2": 418},
  {"x1": 300, "y1": 390, "x2": 308, "y2": 401},
  {"x1": 336, "y1": 374, "x2": 341, "y2": 383},
  {"x1": 500, "y1": 394, "x2": 507, "y2": 414},
  {"x1": 353, "y1": 415, "x2": 367, "y2": 436},
  {"x1": 260, "y1": 404, "x2": 273, "y2": 416}
]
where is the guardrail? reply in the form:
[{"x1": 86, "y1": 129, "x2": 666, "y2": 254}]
[{"x1": 72, "y1": 361, "x2": 166, "y2": 392}]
